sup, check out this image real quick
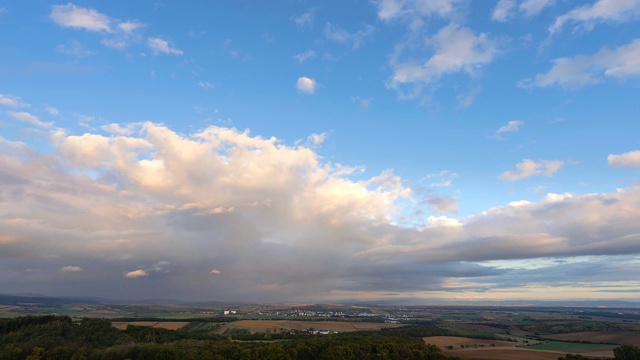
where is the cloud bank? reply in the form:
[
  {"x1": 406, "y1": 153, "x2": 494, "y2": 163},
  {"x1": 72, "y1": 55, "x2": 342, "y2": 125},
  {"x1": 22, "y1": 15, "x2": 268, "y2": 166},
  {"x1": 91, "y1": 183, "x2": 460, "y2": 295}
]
[{"x1": 0, "y1": 121, "x2": 639, "y2": 302}]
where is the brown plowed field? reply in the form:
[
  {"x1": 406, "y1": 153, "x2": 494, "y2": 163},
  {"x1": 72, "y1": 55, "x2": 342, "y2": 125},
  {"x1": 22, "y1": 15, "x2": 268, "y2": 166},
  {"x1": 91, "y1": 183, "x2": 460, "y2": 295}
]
[
  {"x1": 543, "y1": 331, "x2": 640, "y2": 346},
  {"x1": 444, "y1": 347, "x2": 570, "y2": 360},
  {"x1": 423, "y1": 336, "x2": 515, "y2": 349}
]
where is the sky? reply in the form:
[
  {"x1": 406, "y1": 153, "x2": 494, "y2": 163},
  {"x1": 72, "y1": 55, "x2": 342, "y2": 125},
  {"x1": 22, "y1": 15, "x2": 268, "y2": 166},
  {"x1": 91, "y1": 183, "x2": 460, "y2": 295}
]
[{"x1": 1, "y1": 0, "x2": 640, "y2": 304}]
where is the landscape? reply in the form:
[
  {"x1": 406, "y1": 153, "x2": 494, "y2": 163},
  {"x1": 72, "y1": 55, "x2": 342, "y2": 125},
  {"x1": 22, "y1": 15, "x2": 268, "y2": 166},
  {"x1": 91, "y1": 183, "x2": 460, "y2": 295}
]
[
  {"x1": 1, "y1": 294, "x2": 639, "y2": 359},
  {"x1": 2, "y1": 0, "x2": 640, "y2": 359}
]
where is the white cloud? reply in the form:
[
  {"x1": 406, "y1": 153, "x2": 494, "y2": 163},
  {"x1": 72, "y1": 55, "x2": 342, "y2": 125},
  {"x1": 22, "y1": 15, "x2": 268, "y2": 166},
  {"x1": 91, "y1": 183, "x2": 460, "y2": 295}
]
[
  {"x1": 550, "y1": 0, "x2": 640, "y2": 34},
  {"x1": 292, "y1": 8, "x2": 317, "y2": 27},
  {"x1": 495, "y1": 120, "x2": 524, "y2": 139},
  {"x1": 8, "y1": 111, "x2": 53, "y2": 128},
  {"x1": 373, "y1": 0, "x2": 460, "y2": 21},
  {"x1": 492, "y1": 0, "x2": 554, "y2": 21},
  {"x1": 60, "y1": 266, "x2": 83, "y2": 272},
  {"x1": 101, "y1": 123, "x2": 134, "y2": 136},
  {"x1": 492, "y1": 0, "x2": 516, "y2": 22},
  {"x1": 389, "y1": 23, "x2": 499, "y2": 91},
  {"x1": 46, "y1": 107, "x2": 60, "y2": 116},
  {"x1": 118, "y1": 21, "x2": 142, "y2": 34},
  {"x1": 0, "y1": 94, "x2": 29, "y2": 108},
  {"x1": 293, "y1": 50, "x2": 316, "y2": 63},
  {"x1": 147, "y1": 37, "x2": 183, "y2": 55},
  {"x1": 50, "y1": 4, "x2": 112, "y2": 32},
  {"x1": 308, "y1": 132, "x2": 328, "y2": 146},
  {"x1": 198, "y1": 81, "x2": 214, "y2": 89},
  {"x1": 124, "y1": 269, "x2": 148, "y2": 278},
  {"x1": 608, "y1": 150, "x2": 640, "y2": 167},
  {"x1": 520, "y1": 39, "x2": 640, "y2": 88},
  {"x1": 56, "y1": 40, "x2": 94, "y2": 57},
  {"x1": 499, "y1": 159, "x2": 564, "y2": 181},
  {"x1": 297, "y1": 77, "x2": 317, "y2": 94},
  {"x1": 49, "y1": 4, "x2": 143, "y2": 50},
  {"x1": 520, "y1": 0, "x2": 555, "y2": 16},
  {"x1": 324, "y1": 23, "x2": 375, "y2": 49},
  {"x1": 210, "y1": 269, "x2": 222, "y2": 275}
]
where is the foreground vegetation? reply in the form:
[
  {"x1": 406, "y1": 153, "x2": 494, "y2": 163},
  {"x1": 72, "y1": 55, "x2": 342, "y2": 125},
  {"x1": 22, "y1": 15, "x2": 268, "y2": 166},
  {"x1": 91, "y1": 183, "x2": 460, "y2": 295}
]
[{"x1": 0, "y1": 316, "x2": 459, "y2": 360}]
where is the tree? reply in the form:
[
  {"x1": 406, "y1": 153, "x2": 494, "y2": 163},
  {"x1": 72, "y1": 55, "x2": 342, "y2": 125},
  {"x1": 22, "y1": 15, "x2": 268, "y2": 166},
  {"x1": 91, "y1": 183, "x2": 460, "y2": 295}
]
[{"x1": 614, "y1": 345, "x2": 640, "y2": 360}]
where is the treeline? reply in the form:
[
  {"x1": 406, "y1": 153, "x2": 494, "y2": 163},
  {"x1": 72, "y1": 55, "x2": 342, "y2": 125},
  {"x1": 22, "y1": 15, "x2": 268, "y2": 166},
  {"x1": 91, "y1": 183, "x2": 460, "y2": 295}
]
[{"x1": 0, "y1": 316, "x2": 459, "y2": 360}]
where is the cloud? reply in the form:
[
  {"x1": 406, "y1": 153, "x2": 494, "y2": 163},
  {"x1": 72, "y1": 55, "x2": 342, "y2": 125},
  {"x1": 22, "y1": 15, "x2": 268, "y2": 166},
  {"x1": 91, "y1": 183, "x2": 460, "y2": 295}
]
[
  {"x1": 519, "y1": 39, "x2": 640, "y2": 88},
  {"x1": 492, "y1": 0, "x2": 516, "y2": 22},
  {"x1": 0, "y1": 94, "x2": 29, "y2": 108},
  {"x1": 56, "y1": 40, "x2": 94, "y2": 57},
  {"x1": 499, "y1": 159, "x2": 564, "y2": 181},
  {"x1": 198, "y1": 81, "x2": 214, "y2": 89},
  {"x1": 147, "y1": 37, "x2": 183, "y2": 55},
  {"x1": 49, "y1": 4, "x2": 143, "y2": 50},
  {"x1": 308, "y1": 132, "x2": 328, "y2": 146},
  {"x1": 495, "y1": 120, "x2": 523, "y2": 139},
  {"x1": 8, "y1": 111, "x2": 53, "y2": 128},
  {"x1": 297, "y1": 77, "x2": 317, "y2": 94},
  {"x1": 388, "y1": 23, "x2": 499, "y2": 95},
  {"x1": 373, "y1": 0, "x2": 460, "y2": 21},
  {"x1": 550, "y1": 0, "x2": 640, "y2": 34},
  {"x1": 608, "y1": 150, "x2": 640, "y2": 167},
  {"x1": 292, "y1": 8, "x2": 317, "y2": 27},
  {"x1": 101, "y1": 123, "x2": 134, "y2": 136},
  {"x1": 50, "y1": 3, "x2": 111, "y2": 32},
  {"x1": 60, "y1": 266, "x2": 83, "y2": 272},
  {"x1": 3, "y1": 121, "x2": 640, "y2": 302},
  {"x1": 293, "y1": 50, "x2": 316, "y2": 63},
  {"x1": 493, "y1": 0, "x2": 556, "y2": 20},
  {"x1": 520, "y1": 0, "x2": 555, "y2": 16},
  {"x1": 324, "y1": 23, "x2": 375, "y2": 49},
  {"x1": 210, "y1": 269, "x2": 222, "y2": 275},
  {"x1": 124, "y1": 269, "x2": 148, "y2": 278},
  {"x1": 46, "y1": 107, "x2": 60, "y2": 116}
]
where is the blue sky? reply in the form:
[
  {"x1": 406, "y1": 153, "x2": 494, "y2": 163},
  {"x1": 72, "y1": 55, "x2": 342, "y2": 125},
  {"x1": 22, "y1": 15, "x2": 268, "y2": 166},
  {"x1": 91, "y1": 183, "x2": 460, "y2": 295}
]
[{"x1": 1, "y1": 0, "x2": 640, "y2": 303}]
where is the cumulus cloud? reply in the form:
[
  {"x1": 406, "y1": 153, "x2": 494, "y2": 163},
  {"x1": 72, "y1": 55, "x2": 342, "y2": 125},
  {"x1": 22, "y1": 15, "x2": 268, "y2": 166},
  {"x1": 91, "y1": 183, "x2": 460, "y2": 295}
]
[
  {"x1": 297, "y1": 77, "x2": 316, "y2": 94},
  {"x1": 50, "y1": 3, "x2": 111, "y2": 32},
  {"x1": 0, "y1": 94, "x2": 29, "y2": 108},
  {"x1": 389, "y1": 23, "x2": 499, "y2": 96},
  {"x1": 324, "y1": 23, "x2": 375, "y2": 49},
  {"x1": 519, "y1": 39, "x2": 640, "y2": 88},
  {"x1": 8, "y1": 111, "x2": 53, "y2": 128},
  {"x1": 198, "y1": 81, "x2": 214, "y2": 89},
  {"x1": 124, "y1": 269, "x2": 148, "y2": 278},
  {"x1": 2, "y1": 121, "x2": 640, "y2": 301},
  {"x1": 608, "y1": 150, "x2": 640, "y2": 167},
  {"x1": 550, "y1": 0, "x2": 640, "y2": 34},
  {"x1": 49, "y1": 4, "x2": 143, "y2": 50},
  {"x1": 60, "y1": 266, "x2": 83, "y2": 272},
  {"x1": 147, "y1": 37, "x2": 183, "y2": 55},
  {"x1": 210, "y1": 269, "x2": 222, "y2": 275},
  {"x1": 499, "y1": 159, "x2": 564, "y2": 181}
]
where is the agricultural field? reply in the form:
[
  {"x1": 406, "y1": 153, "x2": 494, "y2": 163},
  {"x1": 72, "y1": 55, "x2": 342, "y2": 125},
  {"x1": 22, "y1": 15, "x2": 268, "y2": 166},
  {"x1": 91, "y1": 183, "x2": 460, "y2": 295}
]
[
  {"x1": 542, "y1": 331, "x2": 640, "y2": 346},
  {"x1": 111, "y1": 321, "x2": 190, "y2": 330},
  {"x1": 220, "y1": 319, "x2": 404, "y2": 334},
  {"x1": 431, "y1": 336, "x2": 616, "y2": 360}
]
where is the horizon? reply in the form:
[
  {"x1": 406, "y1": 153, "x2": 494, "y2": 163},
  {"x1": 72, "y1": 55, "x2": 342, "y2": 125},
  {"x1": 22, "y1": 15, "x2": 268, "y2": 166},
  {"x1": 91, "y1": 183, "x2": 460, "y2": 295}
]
[{"x1": 1, "y1": 1, "x2": 640, "y2": 303}]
